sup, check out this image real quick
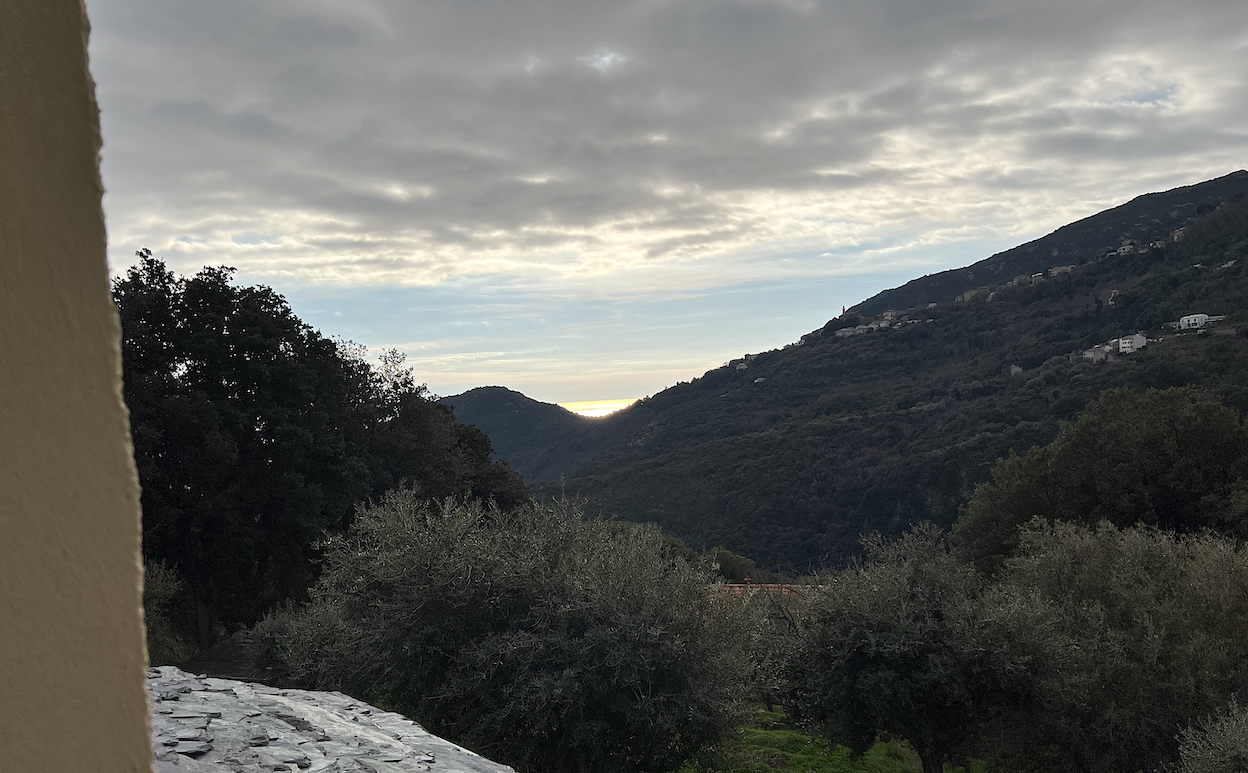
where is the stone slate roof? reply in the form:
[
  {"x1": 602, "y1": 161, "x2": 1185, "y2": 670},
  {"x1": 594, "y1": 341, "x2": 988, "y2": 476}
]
[{"x1": 148, "y1": 666, "x2": 515, "y2": 773}]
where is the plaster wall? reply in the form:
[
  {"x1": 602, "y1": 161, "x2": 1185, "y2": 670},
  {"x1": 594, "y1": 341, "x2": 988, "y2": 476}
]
[{"x1": 0, "y1": 2, "x2": 153, "y2": 771}]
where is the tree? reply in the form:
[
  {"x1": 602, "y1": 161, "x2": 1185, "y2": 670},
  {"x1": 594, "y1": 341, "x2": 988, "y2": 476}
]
[
  {"x1": 785, "y1": 525, "x2": 1074, "y2": 773},
  {"x1": 1175, "y1": 701, "x2": 1248, "y2": 773},
  {"x1": 114, "y1": 254, "x2": 527, "y2": 648},
  {"x1": 954, "y1": 386, "x2": 1248, "y2": 572},
  {"x1": 992, "y1": 521, "x2": 1248, "y2": 772},
  {"x1": 254, "y1": 493, "x2": 757, "y2": 773}
]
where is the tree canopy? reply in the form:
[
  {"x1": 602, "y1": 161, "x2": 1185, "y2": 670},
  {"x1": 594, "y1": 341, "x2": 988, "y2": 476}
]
[
  {"x1": 114, "y1": 254, "x2": 528, "y2": 647},
  {"x1": 254, "y1": 494, "x2": 757, "y2": 773},
  {"x1": 953, "y1": 386, "x2": 1248, "y2": 572},
  {"x1": 785, "y1": 525, "x2": 1073, "y2": 773}
]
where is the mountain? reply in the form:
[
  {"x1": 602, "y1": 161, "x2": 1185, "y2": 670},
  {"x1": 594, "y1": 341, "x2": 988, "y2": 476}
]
[
  {"x1": 438, "y1": 387, "x2": 592, "y2": 481},
  {"x1": 850, "y1": 170, "x2": 1248, "y2": 316},
  {"x1": 446, "y1": 175, "x2": 1248, "y2": 571}
]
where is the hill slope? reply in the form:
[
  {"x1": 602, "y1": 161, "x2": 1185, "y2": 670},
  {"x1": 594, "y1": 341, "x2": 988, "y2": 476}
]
[
  {"x1": 452, "y1": 177, "x2": 1248, "y2": 570},
  {"x1": 439, "y1": 387, "x2": 593, "y2": 481},
  {"x1": 849, "y1": 170, "x2": 1248, "y2": 316}
]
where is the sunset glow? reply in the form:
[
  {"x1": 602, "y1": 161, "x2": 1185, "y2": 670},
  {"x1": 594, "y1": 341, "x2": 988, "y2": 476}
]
[{"x1": 559, "y1": 399, "x2": 640, "y2": 418}]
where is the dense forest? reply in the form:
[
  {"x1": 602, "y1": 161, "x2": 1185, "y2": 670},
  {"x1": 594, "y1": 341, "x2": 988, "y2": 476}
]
[{"x1": 450, "y1": 175, "x2": 1248, "y2": 573}]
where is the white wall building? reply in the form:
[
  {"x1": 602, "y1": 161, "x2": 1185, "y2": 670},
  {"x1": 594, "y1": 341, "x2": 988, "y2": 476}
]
[
  {"x1": 1180, "y1": 313, "x2": 1210, "y2": 329},
  {"x1": 1117, "y1": 333, "x2": 1147, "y2": 353}
]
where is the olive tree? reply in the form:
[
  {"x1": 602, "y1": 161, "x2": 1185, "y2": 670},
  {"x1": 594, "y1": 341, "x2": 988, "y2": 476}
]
[
  {"x1": 1175, "y1": 701, "x2": 1248, "y2": 773},
  {"x1": 786, "y1": 524, "x2": 1076, "y2": 773},
  {"x1": 994, "y1": 521, "x2": 1248, "y2": 772},
  {"x1": 256, "y1": 493, "x2": 757, "y2": 773}
]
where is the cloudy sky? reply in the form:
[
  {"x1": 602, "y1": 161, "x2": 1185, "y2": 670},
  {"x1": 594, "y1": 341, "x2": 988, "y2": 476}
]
[{"x1": 88, "y1": 0, "x2": 1248, "y2": 405}]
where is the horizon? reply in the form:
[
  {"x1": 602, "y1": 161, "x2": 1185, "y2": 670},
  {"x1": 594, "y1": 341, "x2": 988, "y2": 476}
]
[{"x1": 88, "y1": 0, "x2": 1248, "y2": 405}]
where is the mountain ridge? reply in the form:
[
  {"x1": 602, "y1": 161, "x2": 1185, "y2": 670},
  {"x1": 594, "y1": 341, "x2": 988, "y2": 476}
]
[{"x1": 443, "y1": 173, "x2": 1248, "y2": 570}]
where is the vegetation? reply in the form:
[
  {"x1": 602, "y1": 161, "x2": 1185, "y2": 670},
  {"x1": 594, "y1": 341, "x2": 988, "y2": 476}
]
[
  {"x1": 786, "y1": 525, "x2": 1073, "y2": 773},
  {"x1": 118, "y1": 176, "x2": 1248, "y2": 773},
  {"x1": 780, "y1": 381, "x2": 1248, "y2": 773},
  {"x1": 991, "y1": 521, "x2": 1248, "y2": 771},
  {"x1": 506, "y1": 185, "x2": 1248, "y2": 573},
  {"x1": 681, "y1": 707, "x2": 929, "y2": 773},
  {"x1": 953, "y1": 385, "x2": 1248, "y2": 572},
  {"x1": 1175, "y1": 701, "x2": 1248, "y2": 773},
  {"x1": 115, "y1": 254, "x2": 527, "y2": 651},
  {"x1": 254, "y1": 494, "x2": 758, "y2": 773}
]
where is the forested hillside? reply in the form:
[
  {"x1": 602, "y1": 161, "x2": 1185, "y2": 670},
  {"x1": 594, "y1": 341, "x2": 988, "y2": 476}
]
[
  {"x1": 455, "y1": 178, "x2": 1248, "y2": 572},
  {"x1": 438, "y1": 387, "x2": 596, "y2": 481}
]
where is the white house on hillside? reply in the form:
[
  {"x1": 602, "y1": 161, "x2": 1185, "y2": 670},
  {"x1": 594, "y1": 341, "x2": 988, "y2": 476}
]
[
  {"x1": 1180, "y1": 313, "x2": 1210, "y2": 329},
  {"x1": 1116, "y1": 333, "x2": 1147, "y2": 353}
]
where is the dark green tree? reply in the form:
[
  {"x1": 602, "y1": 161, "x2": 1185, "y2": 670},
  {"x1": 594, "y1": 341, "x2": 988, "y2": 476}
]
[
  {"x1": 255, "y1": 494, "x2": 757, "y2": 773},
  {"x1": 954, "y1": 386, "x2": 1248, "y2": 572},
  {"x1": 785, "y1": 524, "x2": 1075, "y2": 773},
  {"x1": 994, "y1": 521, "x2": 1248, "y2": 772},
  {"x1": 114, "y1": 254, "x2": 527, "y2": 648}
]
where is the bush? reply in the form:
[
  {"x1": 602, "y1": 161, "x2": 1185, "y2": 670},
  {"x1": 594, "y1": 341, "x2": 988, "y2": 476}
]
[
  {"x1": 994, "y1": 521, "x2": 1248, "y2": 772},
  {"x1": 142, "y1": 560, "x2": 199, "y2": 666},
  {"x1": 257, "y1": 493, "x2": 757, "y2": 773},
  {"x1": 785, "y1": 525, "x2": 1076, "y2": 773},
  {"x1": 1175, "y1": 701, "x2": 1248, "y2": 773}
]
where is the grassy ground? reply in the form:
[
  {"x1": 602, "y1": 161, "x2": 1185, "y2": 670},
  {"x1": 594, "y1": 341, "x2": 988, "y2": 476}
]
[{"x1": 684, "y1": 707, "x2": 992, "y2": 773}]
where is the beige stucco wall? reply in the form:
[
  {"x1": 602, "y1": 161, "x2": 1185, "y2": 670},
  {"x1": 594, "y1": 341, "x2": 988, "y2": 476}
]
[{"x1": 0, "y1": 2, "x2": 153, "y2": 771}]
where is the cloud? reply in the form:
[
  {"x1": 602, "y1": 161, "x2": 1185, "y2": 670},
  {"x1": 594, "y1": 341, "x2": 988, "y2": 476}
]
[{"x1": 90, "y1": 0, "x2": 1248, "y2": 298}]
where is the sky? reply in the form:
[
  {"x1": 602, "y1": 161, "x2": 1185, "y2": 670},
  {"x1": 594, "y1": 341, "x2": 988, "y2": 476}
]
[{"x1": 87, "y1": 0, "x2": 1248, "y2": 405}]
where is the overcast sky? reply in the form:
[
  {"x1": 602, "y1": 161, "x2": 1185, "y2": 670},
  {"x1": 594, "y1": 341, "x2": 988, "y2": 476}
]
[{"x1": 88, "y1": 0, "x2": 1248, "y2": 404}]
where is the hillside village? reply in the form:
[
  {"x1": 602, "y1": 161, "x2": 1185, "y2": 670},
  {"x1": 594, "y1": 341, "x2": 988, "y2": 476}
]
[{"x1": 776, "y1": 223, "x2": 1239, "y2": 371}]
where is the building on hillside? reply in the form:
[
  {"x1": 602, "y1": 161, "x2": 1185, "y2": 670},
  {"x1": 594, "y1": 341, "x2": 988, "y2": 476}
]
[
  {"x1": 1116, "y1": 333, "x2": 1147, "y2": 353},
  {"x1": 882, "y1": 310, "x2": 898, "y2": 320},
  {"x1": 1048, "y1": 265, "x2": 1074, "y2": 276},
  {"x1": 1082, "y1": 345, "x2": 1116, "y2": 364},
  {"x1": 1180, "y1": 313, "x2": 1210, "y2": 329},
  {"x1": 1116, "y1": 242, "x2": 1136, "y2": 256}
]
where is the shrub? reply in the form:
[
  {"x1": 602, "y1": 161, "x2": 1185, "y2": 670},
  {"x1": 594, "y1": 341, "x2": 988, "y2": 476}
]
[
  {"x1": 258, "y1": 493, "x2": 757, "y2": 773},
  {"x1": 1175, "y1": 701, "x2": 1248, "y2": 773},
  {"x1": 995, "y1": 521, "x2": 1248, "y2": 772},
  {"x1": 785, "y1": 525, "x2": 1076, "y2": 773},
  {"x1": 142, "y1": 560, "x2": 199, "y2": 666}
]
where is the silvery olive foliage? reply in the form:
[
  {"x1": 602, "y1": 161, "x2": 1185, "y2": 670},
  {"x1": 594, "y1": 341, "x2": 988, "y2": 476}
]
[
  {"x1": 1175, "y1": 701, "x2": 1248, "y2": 773},
  {"x1": 254, "y1": 493, "x2": 758, "y2": 773}
]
